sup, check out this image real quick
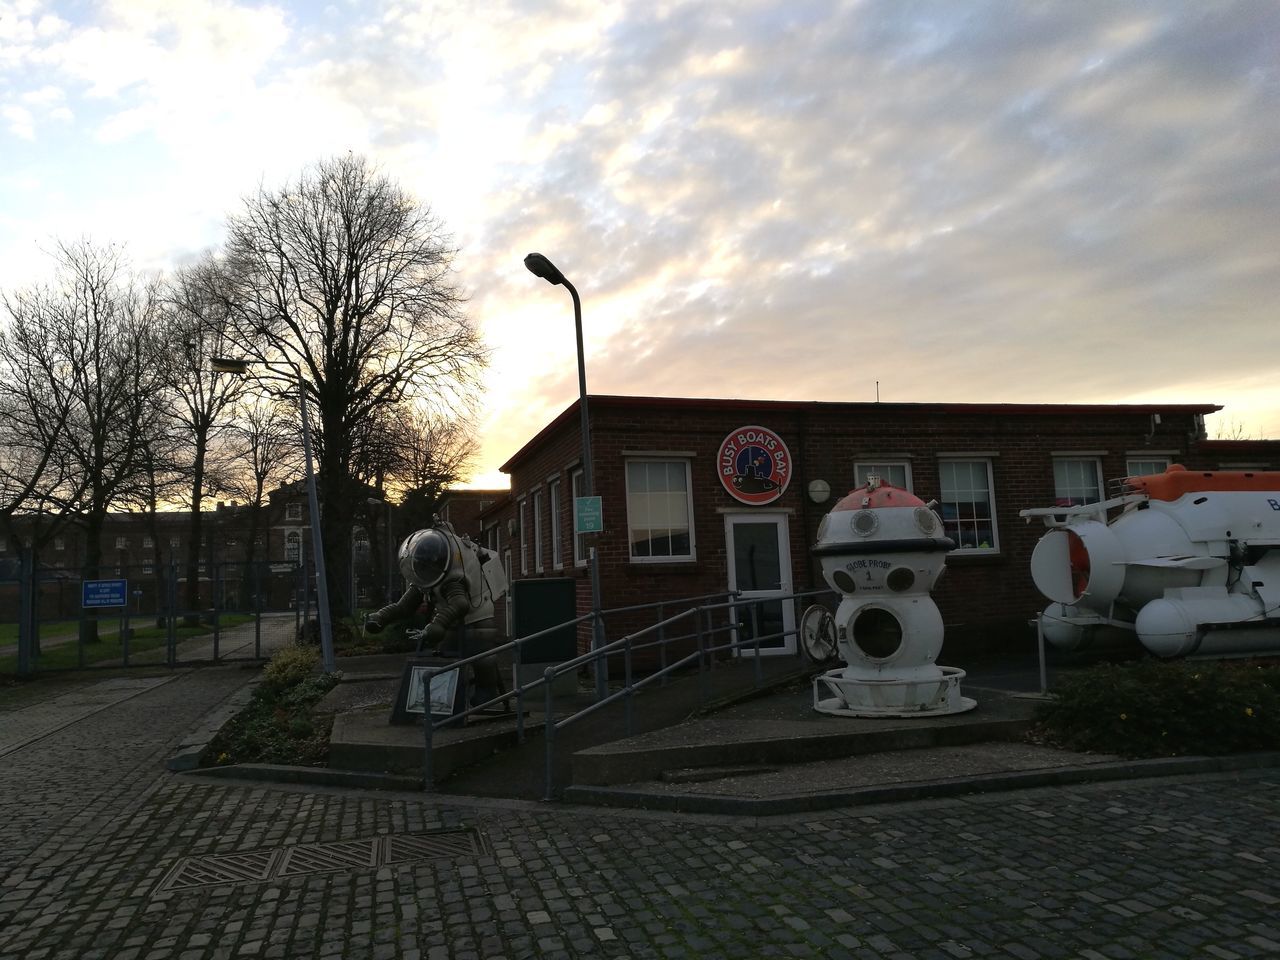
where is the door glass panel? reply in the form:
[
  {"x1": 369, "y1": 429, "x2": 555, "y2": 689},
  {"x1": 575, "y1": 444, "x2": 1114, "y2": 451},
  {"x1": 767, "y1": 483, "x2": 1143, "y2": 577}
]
[
  {"x1": 733, "y1": 522, "x2": 781, "y2": 591},
  {"x1": 738, "y1": 597, "x2": 787, "y2": 650}
]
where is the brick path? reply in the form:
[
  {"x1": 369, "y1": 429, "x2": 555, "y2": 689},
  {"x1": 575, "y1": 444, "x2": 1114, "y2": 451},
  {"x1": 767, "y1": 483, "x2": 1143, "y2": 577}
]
[{"x1": 1, "y1": 666, "x2": 1278, "y2": 959}]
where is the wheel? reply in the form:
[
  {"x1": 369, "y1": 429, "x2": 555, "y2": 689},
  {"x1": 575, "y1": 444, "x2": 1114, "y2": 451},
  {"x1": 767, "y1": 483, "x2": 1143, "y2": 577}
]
[{"x1": 799, "y1": 605, "x2": 838, "y2": 663}]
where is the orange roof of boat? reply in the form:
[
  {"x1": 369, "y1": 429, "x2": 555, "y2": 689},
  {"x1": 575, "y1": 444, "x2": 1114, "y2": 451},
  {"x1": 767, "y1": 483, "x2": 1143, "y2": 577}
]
[{"x1": 1125, "y1": 464, "x2": 1280, "y2": 501}]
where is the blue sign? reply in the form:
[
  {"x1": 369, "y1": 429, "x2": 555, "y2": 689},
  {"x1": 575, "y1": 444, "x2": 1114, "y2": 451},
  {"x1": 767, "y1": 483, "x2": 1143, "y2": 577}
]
[{"x1": 83, "y1": 579, "x2": 128, "y2": 608}]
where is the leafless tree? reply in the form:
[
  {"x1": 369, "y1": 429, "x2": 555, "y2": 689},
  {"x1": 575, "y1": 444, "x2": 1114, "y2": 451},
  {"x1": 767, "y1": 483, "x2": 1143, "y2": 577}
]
[
  {"x1": 222, "y1": 154, "x2": 488, "y2": 615},
  {"x1": 217, "y1": 397, "x2": 302, "y2": 571},
  {"x1": 160, "y1": 255, "x2": 250, "y2": 619},
  {"x1": 1, "y1": 241, "x2": 166, "y2": 639}
]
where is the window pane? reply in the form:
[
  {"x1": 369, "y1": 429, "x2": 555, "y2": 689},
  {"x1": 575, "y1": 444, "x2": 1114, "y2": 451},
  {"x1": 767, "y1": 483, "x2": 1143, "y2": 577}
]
[
  {"x1": 1126, "y1": 459, "x2": 1168, "y2": 477},
  {"x1": 627, "y1": 460, "x2": 692, "y2": 560},
  {"x1": 1053, "y1": 459, "x2": 1100, "y2": 506},
  {"x1": 939, "y1": 460, "x2": 997, "y2": 551},
  {"x1": 855, "y1": 463, "x2": 909, "y2": 489}
]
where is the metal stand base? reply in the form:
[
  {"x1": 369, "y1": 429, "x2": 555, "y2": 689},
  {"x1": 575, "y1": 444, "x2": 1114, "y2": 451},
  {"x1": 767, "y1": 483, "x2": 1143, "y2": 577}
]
[{"x1": 813, "y1": 666, "x2": 977, "y2": 718}]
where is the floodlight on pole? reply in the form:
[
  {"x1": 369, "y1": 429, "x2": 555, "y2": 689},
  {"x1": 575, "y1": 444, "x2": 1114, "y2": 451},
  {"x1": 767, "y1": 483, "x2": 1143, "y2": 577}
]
[{"x1": 210, "y1": 356, "x2": 336, "y2": 674}]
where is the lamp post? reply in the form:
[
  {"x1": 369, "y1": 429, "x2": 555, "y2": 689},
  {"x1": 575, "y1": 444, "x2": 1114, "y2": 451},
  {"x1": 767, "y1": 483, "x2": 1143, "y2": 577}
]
[
  {"x1": 524, "y1": 252, "x2": 606, "y2": 699},
  {"x1": 212, "y1": 356, "x2": 335, "y2": 674}
]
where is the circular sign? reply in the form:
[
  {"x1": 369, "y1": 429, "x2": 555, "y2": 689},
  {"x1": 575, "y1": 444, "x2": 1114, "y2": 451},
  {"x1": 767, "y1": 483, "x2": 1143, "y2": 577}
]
[{"x1": 717, "y1": 425, "x2": 793, "y2": 505}]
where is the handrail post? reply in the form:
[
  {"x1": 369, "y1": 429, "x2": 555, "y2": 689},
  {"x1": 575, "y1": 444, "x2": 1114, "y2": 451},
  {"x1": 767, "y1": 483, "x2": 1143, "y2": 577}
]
[
  {"x1": 624, "y1": 635, "x2": 633, "y2": 736},
  {"x1": 590, "y1": 549, "x2": 607, "y2": 702},
  {"x1": 422, "y1": 668, "x2": 435, "y2": 791},
  {"x1": 657, "y1": 602, "x2": 667, "y2": 684},
  {"x1": 751, "y1": 600, "x2": 762, "y2": 685},
  {"x1": 696, "y1": 608, "x2": 708, "y2": 704},
  {"x1": 513, "y1": 634, "x2": 525, "y2": 742},
  {"x1": 543, "y1": 665, "x2": 557, "y2": 802}
]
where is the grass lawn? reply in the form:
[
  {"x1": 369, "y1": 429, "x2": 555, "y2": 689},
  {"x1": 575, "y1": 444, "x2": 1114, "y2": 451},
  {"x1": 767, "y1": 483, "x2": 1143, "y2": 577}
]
[{"x1": 0, "y1": 614, "x2": 254, "y2": 674}]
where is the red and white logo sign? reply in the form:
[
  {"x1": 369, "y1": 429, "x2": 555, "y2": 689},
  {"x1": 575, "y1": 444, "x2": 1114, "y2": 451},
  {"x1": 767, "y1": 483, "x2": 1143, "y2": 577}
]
[{"x1": 718, "y1": 425, "x2": 792, "y2": 506}]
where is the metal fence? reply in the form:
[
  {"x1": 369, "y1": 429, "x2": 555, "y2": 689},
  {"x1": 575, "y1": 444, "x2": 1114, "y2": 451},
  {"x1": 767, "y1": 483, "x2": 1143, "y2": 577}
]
[{"x1": 1, "y1": 551, "x2": 308, "y2": 675}]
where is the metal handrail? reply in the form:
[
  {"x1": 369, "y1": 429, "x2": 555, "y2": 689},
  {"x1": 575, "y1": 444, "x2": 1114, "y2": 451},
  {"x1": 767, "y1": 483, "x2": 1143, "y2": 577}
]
[{"x1": 417, "y1": 586, "x2": 837, "y2": 794}]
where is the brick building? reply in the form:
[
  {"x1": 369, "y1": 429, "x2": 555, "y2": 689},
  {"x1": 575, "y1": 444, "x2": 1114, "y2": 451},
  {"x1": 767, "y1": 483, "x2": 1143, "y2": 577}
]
[{"x1": 489, "y1": 395, "x2": 1279, "y2": 658}]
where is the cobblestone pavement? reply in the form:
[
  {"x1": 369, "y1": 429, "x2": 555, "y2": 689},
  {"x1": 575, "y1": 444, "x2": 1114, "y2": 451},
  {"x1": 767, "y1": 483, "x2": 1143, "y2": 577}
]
[{"x1": 1, "y1": 667, "x2": 1279, "y2": 960}]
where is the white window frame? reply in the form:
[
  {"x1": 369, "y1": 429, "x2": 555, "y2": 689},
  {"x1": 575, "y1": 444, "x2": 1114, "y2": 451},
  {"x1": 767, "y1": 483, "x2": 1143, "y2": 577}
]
[
  {"x1": 1052, "y1": 457, "x2": 1104, "y2": 507},
  {"x1": 571, "y1": 469, "x2": 587, "y2": 567},
  {"x1": 286, "y1": 502, "x2": 303, "y2": 521},
  {"x1": 533, "y1": 489, "x2": 545, "y2": 573},
  {"x1": 115, "y1": 536, "x2": 128, "y2": 549},
  {"x1": 285, "y1": 530, "x2": 302, "y2": 564},
  {"x1": 550, "y1": 479, "x2": 563, "y2": 569},
  {"x1": 169, "y1": 536, "x2": 181, "y2": 550},
  {"x1": 854, "y1": 461, "x2": 913, "y2": 491},
  {"x1": 625, "y1": 458, "x2": 696, "y2": 563},
  {"x1": 938, "y1": 458, "x2": 999, "y2": 555},
  {"x1": 142, "y1": 536, "x2": 154, "y2": 549},
  {"x1": 518, "y1": 497, "x2": 528, "y2": 575},
  {"x1": 1125, "y1": 457, "x2": 1170, "y2": 477},
  {"x1": 54, "y1": 537, "x2": 65, "y2": 551}
]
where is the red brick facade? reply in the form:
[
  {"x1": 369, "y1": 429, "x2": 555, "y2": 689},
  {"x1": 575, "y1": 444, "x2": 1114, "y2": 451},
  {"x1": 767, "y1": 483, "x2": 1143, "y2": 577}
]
[{"x1": 491, "y1": 396, "x2": 1280, "y2": 657}]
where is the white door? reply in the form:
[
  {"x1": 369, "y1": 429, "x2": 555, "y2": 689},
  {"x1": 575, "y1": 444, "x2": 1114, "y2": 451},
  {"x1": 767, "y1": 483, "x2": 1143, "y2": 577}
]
[{"x1": 724, "y1": 513, "x2": 795, "y2": 656}]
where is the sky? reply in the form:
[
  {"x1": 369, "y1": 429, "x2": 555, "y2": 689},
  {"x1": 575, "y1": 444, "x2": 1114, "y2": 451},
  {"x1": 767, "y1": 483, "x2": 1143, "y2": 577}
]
[{"x1": 2, "y1": 0, "x2": 1278, "y2": 488}]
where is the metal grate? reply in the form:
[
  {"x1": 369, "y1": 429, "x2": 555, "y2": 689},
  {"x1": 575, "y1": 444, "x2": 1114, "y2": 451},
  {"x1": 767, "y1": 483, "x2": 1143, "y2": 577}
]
[
  {"x1": 155, "y1": 828, "x2": 484, "y2": 893},
  {"x1": 158, "y1": 849, "x2": 281, "y2": 892},
  {"x1": 278, "y1": 839, "x2": 381, "y2": 877}
]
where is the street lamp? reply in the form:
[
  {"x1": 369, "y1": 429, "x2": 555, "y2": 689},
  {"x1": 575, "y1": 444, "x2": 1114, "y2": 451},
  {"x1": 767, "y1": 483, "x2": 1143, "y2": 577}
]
[
  {"x1": 524, "y1": 252, "x2": 606, "y2": 698},
  {"x1": 212, "y1": 356, "x2": 336, "y2": 674}
]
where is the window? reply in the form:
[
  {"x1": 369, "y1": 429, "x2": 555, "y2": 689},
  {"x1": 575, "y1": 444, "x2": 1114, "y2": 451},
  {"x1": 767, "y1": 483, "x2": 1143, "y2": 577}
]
[
  {"x1": 143, "y1": 564, "x2": 153, "y2": 575},
  {"x1": 626, "y1": 459, "x2": 694, "y2": 561},
  {"x1": 54, "y1": 537, "x2": 64, "y2": 551},
  {"x1": 1053, "y1": 458, "x2": 1103, "y2": 507},
  {"x1": 938, "y1": 459, "x2": 999, "y2": 553},
  {"x1": 550, "y1": 479, "x2": 563, "y2": 568},
  {"x1": 286, "y1": 503, "x2": 303, "y2": 521},
  {"x1": 854, "y1": 461, "x2": 912, "y2": 491},
  {"x1": 115, "y1": 536, "x2": 128, "y2": 549},
  {"x1": 170, "y1": 536, "x2": 181, "y2": 550},
  {"x1": 518, "y1": 498, "x2": 528, "y2": 575},
  {"x1": 142, "y1": 536, "x2": 154, "y2": 549},
  {"x1": 571, "y1": 469, "x2": 586, "y2": 566},
  {"x1": 1126, "y1": 458, "x2": 1169, "y2": 477},
  {"x1": 533, "y1": 490, "x2": 544, "y2": 573},
  {"x1": 286, "y1": 531, "x2": 301, "y2": 564}
]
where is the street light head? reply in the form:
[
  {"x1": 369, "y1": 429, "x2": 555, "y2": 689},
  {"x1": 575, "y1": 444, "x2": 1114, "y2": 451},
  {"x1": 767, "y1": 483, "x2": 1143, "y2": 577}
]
[
  {"x1": 210, "y1": 357, "x2": 250, "y2": 376},
  {"x1": 524, "y1": 252, "x2": 567, "y2": 286}
]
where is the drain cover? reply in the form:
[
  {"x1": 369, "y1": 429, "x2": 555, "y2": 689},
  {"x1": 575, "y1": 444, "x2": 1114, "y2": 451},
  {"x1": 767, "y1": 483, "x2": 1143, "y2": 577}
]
[{"x1": 156, "y1": 828, "x2": 484, "y2": 893}]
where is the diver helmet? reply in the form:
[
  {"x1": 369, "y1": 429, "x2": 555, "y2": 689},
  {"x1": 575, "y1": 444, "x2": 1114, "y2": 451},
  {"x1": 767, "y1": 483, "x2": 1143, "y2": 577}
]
[{"x1": 398, "y1": 528, "x2": 453, "y2": 588}]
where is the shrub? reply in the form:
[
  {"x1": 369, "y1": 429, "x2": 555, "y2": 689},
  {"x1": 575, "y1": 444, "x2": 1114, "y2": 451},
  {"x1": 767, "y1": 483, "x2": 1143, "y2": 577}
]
[
  {"x1": 206, "y1": 645, "x2": 339, "y2": 767},
  {"x1": 262, "y1": 643, "x2": 321, "y2": 692},
  {"x1": 1035, "y1": 658, "x2": 1280, "y2": 758}
]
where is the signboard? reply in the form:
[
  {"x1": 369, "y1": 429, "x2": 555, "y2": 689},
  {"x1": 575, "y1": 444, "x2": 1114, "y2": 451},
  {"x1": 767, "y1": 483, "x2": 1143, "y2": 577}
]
[
  {"x1": 82, "y1": 579, "x2": 128, "y2": 608},
  {"x1": 717, "y1": 426, "x2": 793, "y2": 506},
  {"x1": 574, "y1": 496, "x2": 604, "y2": 534},
  {"x1": 390, "y1": 658, "x2": 465, "y2": 724}
]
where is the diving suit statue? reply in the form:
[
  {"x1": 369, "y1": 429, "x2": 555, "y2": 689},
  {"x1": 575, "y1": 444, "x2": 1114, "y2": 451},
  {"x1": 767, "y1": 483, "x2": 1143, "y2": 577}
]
[{"x1": 364, "y1": 519, "x2": 508, "y2": 705}]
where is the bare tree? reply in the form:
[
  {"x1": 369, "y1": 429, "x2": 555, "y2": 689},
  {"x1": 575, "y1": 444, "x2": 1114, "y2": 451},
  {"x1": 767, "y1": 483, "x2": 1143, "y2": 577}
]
[
  {"x1": 161, "y1": 255, "x2": 249, "y2": 619},
  {"x1": 1, "y1": 241, "x2": 166, "y2": 639},
  {"x1": 217, "y1": 397, "x2": 302, "y2": 570},
  {"x1": 223, "y1": 154, "x2": 488, "y2": 615}
]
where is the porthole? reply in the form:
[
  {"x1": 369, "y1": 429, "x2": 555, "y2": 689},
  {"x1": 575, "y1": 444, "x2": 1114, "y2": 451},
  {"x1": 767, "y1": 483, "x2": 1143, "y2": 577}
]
[
  {"x1": 832, "y1": 570, "x2": 857, "y2": 594},
  {"x1": 851, "y1": 510, "x2": 878, "y2": 537},
  {"x1": 886, "y1": 567, "x2": 916, "y2": 592},
  {"x1": 914, "y1": 507, "x2": 938, "y2": 535},
  {"x1": 852, "y1": 607, "x2": 902, "y2": 660}
]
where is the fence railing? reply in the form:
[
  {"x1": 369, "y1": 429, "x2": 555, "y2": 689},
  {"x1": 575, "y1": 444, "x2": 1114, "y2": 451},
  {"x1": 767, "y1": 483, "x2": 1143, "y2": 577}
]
[
  {"x1": 1, "y1": 552, "x2": 306, "y2": 675},
  {"x1": 418, "y1": 586, "x2": 837, "y2": 799}
]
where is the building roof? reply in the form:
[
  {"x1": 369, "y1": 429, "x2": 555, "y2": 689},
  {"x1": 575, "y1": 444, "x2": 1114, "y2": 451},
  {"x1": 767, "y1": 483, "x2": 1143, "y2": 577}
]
[{"x1": 500, "y1": 394, "x2": 1224, "y2": 473}]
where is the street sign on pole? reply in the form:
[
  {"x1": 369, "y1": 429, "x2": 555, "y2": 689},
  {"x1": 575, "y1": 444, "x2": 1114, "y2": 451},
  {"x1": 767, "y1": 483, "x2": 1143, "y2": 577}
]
[
  {"x1": 83, "y1": 579, "x2": 128, "y2": 608},
  {"x1": 574, "y1": 496, "x2": 603, "y2": 534}
]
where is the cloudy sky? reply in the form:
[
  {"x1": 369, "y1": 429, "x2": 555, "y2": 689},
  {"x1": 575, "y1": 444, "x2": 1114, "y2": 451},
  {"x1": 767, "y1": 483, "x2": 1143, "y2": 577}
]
[{"x1": 2, "y1": 0, "x2": 1278, "y2": 486}]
